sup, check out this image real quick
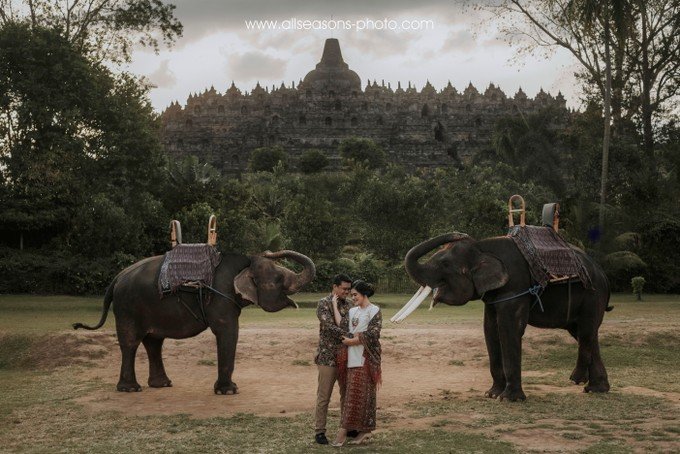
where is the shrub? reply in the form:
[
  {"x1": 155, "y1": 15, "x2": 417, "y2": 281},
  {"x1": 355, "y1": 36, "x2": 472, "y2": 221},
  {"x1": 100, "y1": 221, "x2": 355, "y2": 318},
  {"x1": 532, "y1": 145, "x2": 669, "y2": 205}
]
[
  {"x1": 0, "y1": 247, "x2": 117, "y2": 294},
  {"x1": 338, "y1": 137, "x2": 386, "y2": 169},
  {"x1": 602, "y1": 251, "x2": 647, "y2": 292},
  {"x1": 631, "y1": 276, "x2": 646, "y2": 301},
  {"x1": 249, "y1": 146, "x2": 288, "y2": 172},
  {"x1": 298, "y1": 149, "x2": 329, "y2": 174}
]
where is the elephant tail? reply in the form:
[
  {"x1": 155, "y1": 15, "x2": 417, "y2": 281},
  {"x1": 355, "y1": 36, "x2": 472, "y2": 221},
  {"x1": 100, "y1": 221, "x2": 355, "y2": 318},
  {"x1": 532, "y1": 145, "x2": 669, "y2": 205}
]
[
  {"x1": 604, "y1": 278, "x2": 614, "y2": 312},
  {"x1": 73, "y1": 279, "x2": 115, "y2": 330}
]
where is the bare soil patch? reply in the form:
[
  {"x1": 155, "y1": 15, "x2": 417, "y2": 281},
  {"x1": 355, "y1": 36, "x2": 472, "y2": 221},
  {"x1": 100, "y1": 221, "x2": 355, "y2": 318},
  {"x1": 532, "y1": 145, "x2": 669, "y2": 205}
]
[
  {"x1": 75, "y1": 325, "x2": 491, "y2": 417},
  {"x1": 69, "y1": 322, "x2": 680, "y2": 452}
]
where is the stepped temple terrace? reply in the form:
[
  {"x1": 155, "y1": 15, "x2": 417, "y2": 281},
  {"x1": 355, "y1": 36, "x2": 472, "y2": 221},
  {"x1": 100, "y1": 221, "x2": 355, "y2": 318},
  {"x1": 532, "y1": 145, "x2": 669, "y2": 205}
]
[{"x1": 160, "y1": 38, "x2": 569, "y2": 173}]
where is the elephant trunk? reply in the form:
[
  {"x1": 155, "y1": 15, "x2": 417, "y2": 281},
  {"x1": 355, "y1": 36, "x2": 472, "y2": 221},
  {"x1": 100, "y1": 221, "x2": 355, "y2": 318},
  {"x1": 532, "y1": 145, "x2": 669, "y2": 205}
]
[
  {"x1": 262, "y1": 250, "x2": 316, "y2": 293},
  {"x1": 404, "y1": 232, "x2": 469, "y2": 286}
]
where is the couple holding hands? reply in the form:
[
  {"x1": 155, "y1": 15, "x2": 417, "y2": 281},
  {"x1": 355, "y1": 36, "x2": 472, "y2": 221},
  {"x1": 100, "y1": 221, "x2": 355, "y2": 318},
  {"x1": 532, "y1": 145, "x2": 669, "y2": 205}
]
[{"x1": 314, "y1": 274, "x2": 383, "y2": 447}]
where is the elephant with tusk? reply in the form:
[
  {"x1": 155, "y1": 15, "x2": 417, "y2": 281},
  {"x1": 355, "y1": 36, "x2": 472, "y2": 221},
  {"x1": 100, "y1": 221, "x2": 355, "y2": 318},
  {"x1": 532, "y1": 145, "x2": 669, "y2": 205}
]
[
  {"x1": 73, "y1": 249, "x2": 315, "y2": 394},
  {"x1": 396, "y1": 232, "x2": 612, "y2": 401}
]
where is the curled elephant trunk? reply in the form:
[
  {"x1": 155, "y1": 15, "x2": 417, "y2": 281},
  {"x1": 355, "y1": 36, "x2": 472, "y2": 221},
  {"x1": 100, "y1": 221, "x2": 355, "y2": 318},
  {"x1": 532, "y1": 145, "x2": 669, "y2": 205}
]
[
  {"x1": 262, "y1": 250, "x2": 316, "y2": 293},
  {"x1": 404, "y1": 232, "x2": 469, "y2": 286}
]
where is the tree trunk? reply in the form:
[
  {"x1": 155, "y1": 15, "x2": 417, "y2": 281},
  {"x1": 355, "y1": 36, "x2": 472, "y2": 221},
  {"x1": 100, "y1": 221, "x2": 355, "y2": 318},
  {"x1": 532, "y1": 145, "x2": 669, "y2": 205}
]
[
  {"x1": 599, "y1": 19, "x2": 613, "y2": 238},
  {"x1": 612, "y1": 33, "x2": 625, "y2": 137},
  {"x1": 639, "y1": 3, "x2": 654, "y2": 156}
]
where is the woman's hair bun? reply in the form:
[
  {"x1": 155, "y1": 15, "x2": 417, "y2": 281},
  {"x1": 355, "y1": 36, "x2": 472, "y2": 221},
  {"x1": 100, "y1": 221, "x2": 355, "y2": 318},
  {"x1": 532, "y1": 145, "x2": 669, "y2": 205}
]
[{"x1": 352, "y1": 280, "x2": 375, "y2": 298}]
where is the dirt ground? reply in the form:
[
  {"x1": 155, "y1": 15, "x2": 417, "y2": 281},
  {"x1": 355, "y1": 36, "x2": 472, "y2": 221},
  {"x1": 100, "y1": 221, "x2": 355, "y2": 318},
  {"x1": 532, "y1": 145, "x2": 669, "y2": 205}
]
[
  {"x1": 72, "y1": 322, "x2": 680, "y2": 452},
  {"x1": 76, "y1": 325, "x2": 495, "y2": 417}
]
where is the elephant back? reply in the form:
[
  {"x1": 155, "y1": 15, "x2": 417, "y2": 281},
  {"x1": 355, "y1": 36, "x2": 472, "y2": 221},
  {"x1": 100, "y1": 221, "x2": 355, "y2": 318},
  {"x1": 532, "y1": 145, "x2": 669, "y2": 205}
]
[
  {"x1": 158, "y1": 244, "x2": 222, "y2": 296},
  {"x1": 508, "y1": 226, "x2": 591, "y2": 288}
]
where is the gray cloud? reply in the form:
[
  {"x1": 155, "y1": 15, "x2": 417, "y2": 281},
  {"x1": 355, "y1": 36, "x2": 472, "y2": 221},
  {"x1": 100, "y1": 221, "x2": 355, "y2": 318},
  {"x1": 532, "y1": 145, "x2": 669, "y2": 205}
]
[
  {"x1": 171, "y1": 0, "x2": 464, "y2": 44},
  {"x1": 440, "y1": 29, "x2": 478, "y2": 53},
  {"x1": 342, "y1": 29, "x2": 419, "y2": 59},
  {"x1": 148, "y1": 59, "x2": 177, "y2": 88},
  {"x1": 226, "y1": 51, "x2": 288, "y2": 81}
]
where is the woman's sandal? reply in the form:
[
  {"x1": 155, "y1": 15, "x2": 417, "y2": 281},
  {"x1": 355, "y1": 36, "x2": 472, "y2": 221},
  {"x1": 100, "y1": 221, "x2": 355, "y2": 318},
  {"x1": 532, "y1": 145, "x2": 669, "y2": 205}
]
[
  {"x1": 330, "y1": 439, "x2": 346, "y2": 447},
  {"x1": 348, "y1": 433, "x2": 372, "y2": 445}
]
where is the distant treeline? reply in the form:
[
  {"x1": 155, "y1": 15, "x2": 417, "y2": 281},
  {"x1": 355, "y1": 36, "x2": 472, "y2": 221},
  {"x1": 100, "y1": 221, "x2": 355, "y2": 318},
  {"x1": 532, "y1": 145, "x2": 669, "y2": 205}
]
[{"x1": 1, "y1": 23, "x2": 679, "y2": 295}]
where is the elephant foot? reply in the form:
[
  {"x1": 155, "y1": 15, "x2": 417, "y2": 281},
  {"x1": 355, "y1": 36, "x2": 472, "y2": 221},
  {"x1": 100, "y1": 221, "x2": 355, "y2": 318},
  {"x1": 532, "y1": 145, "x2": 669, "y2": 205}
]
[
  {"x1": 484, "y1": 384, "x2": 506, "y2": 399},
  {"x1": 214, "y1": 380, "x2": 238, "y2": 395},
  {"x1": 584, "y1": 381, "x2": 610, "y2": 393},
  {"x1": 570, "y1": 368, "x2": 589, "y2": 385},
  {"x1": 498, "y1": 387, "x2": 526, "y2": 402},
  {"x1": 117, "y1": 381, "x2": 142, "y2": 392},
  {"x1": 148, "y1": 375, "x2": 173, "y2": 388}
]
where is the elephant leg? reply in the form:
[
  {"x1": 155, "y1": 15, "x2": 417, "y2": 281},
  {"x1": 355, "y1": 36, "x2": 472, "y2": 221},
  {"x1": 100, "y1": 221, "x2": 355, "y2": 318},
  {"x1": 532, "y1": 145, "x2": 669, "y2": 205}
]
[
  {"x1": 568, "y1": 324, "x2": 589, "y2": 384},
  {"x1": 143, "y1": 336, "x2": 172, "y2": 388},
  {"x1": 483, "y1": 304, "x2": 505, "y2": 398},
  {"x1": 583, "y1": 333, "x2": 610, "y2": 393},
  {"x1": 117, "y1": 337, "x2": 142, "y2": 392},
  {"x1": 496, "y1": 303, "x2": 528, "y2": 402},
  {"x1": 213, "y1": 326, "x2": 239, "y2": 395}
]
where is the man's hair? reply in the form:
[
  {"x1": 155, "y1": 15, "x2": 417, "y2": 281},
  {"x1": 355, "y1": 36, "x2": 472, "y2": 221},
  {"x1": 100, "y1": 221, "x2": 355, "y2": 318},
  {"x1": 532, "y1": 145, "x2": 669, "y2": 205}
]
[{"x1": 332, "y1": 273, "x2": 352, "y2": 286}]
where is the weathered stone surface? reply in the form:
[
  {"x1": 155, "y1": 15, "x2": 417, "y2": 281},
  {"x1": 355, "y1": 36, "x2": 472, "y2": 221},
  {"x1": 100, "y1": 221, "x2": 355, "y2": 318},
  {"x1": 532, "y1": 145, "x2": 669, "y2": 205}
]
[{"x1": 160, "y1": 38, "x2": 569, "y2": 174}]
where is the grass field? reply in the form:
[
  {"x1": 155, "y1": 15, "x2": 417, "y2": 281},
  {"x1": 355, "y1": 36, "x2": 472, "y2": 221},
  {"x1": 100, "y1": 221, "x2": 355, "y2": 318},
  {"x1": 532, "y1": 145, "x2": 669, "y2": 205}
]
[{"x1": 0, "y1": 293, "x2": 679, "y2": 453}]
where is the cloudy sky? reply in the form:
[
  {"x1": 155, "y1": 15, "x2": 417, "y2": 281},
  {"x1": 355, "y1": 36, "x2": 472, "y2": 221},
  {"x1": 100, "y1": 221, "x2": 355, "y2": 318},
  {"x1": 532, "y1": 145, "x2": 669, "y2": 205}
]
[{"x1": 127, "y1": 0, "x2": 582, "y2": 113}]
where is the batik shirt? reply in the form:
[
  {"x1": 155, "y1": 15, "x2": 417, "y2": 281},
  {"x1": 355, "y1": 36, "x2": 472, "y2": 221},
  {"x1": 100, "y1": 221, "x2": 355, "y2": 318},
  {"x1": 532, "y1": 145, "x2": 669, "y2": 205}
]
[{"x1": 314, "y1": 294, "x2": 351, "y2": 367}]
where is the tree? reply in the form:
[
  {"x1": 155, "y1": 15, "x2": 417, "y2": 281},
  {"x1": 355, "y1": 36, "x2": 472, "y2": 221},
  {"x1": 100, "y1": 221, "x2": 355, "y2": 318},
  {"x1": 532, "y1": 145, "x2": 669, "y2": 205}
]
[
  {"x1": 282, "y1": 195, "x2": 348, "y2": 258},
  {"x1": 249, "y1": 146, "x2": 288, "y2": 172},
  {"x1": 165, "y1": 155, "x2": 222, "y2": 215},
  {"x1": 354, "y1": 169, "x2": 438, "y2": 261},
  {"x1": 489, "y1": 1, "x2": 680, "y2": 158},
  {"x1": 0, "y1": 23, "x2": 168, "y2": 256},
  {"x1": 626, "y1": 1, "x2": 680, "y2": 155},
  {"x1": 0, "y1": 0, "x2": 182, "y2": 63},
  {"x1": 488, "y1": 107, "x2": 567, "y2": 197},
  {"x1": 339, "y1": 137, "x2": 386, "y2": 169},
  {"x1": 298, "y1": 149, "x2": 329, "y2": 174}
]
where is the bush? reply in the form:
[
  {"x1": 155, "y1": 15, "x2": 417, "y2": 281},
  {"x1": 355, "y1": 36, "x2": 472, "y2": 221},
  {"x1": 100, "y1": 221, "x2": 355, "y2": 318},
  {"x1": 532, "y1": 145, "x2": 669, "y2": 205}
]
[
  {"x1": 298, "y1": 149, "x2": 329, "y2": 174},
  {"x1": 0, "y1": 247, "x2": 118, "y2": 294},
  {"x1": 249, "y1": 146, "x2": 288, "y2": 172},
  {"x1": 305, "y1": 253, "x2": 387, "y2": 293},
  {"x1": 338, "y1": 137, "x2": 386, "y2": 169},
  {"x1": 602, "y1": 251, "x2": 647, "y2": 292},
  {"x1": 631, "y1": 276, "x2": 646, "y2": 301},
  {"x1": 638, "y1": 217, "x2": 680, "y2": 292}
]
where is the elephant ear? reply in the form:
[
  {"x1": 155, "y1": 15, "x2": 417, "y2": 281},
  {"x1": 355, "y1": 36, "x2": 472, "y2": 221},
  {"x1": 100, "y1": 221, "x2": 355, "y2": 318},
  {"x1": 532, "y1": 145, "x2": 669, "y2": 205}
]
[
  {"x1": 471, "y1": 253, "x2": 509, "y2": 296},
  {"x1": 234, "y1": 268, "x2": 258, "y2": 306}
]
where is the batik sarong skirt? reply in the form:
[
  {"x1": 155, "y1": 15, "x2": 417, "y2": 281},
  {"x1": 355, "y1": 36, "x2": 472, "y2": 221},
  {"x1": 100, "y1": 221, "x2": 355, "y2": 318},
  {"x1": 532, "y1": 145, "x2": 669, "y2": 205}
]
[{"x1": 340, "y1": 364, "x2": 377, "y2": 431}]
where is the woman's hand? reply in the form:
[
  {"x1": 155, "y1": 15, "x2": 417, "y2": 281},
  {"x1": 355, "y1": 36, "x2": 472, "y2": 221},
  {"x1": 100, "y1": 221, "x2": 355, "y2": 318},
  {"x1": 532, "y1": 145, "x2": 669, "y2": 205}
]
[
  {"x1": 342, "y1": 336, "x2": 359, "y2": 346},
  {"x1": 332, "y1": 294, "x2": 338, "y2": 306}
]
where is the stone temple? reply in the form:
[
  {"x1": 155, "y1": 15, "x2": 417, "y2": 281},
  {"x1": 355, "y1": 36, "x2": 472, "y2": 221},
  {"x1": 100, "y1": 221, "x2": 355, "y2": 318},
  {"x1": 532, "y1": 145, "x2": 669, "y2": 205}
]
[{"x1": 160, "y1": 38, "x2": 568, "y2": 174}]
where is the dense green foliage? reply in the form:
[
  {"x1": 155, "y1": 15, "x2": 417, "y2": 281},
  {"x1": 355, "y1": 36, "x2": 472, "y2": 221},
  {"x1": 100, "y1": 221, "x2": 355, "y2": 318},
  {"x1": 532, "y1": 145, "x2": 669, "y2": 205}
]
[
  {"x1": 298, "y1": 149, "x2": 329, "y2": 174},
  {"x1": 338, "y1": 137, "x2": 387, "y2": 169},
  {"x1": 248, "y1": 146, "x2": 288, "y2": 172},
  {"x1": 1, "y1": 21, "x2": 679, "y2": 295}
]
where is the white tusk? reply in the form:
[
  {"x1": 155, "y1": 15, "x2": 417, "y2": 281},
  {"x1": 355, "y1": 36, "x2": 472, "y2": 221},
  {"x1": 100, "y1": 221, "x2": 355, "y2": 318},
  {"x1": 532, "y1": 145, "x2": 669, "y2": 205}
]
[
  {"x1": 391, "y1": 286, "x2": 426, "y2": 322},
  {"x1": 429, "y1": 289, "x2": 437, "y2": 311},
  {"x1": 392, "y1": 286, "x2": 432, "y2": 323}
]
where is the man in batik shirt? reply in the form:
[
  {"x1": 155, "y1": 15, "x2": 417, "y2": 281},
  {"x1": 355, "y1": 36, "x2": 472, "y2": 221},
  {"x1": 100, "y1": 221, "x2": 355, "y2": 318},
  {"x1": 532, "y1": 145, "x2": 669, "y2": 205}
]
[{"x1": 314, "y1": 273, "x2": 352, "y2": 445}]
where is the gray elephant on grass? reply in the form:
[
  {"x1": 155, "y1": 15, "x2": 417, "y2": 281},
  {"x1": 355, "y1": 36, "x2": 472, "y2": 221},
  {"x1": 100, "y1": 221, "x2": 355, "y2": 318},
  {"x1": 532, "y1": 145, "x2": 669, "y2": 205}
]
[
  {"x1": 398, "y1": 233, "x2": 611, "y2": 401},
  {"x1": 74, "y1": 250, "x2": 315, "y2": 394}
]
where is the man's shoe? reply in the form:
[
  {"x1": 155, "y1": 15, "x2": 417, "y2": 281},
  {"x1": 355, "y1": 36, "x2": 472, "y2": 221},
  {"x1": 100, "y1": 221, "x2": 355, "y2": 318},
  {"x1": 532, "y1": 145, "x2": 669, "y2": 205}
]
[
  {"x1": 315, "y1": 433, "x2": 329, "y2": 445},
  {"x1": 347, "y1": 430, "x2": 360, "y2": 438}
]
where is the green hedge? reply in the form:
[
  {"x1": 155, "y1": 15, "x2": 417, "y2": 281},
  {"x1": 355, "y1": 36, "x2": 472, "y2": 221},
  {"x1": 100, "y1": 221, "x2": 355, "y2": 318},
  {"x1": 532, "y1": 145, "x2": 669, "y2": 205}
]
[{"x1": 0, "y1": 248, "x2": 124, "y2": 295}]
